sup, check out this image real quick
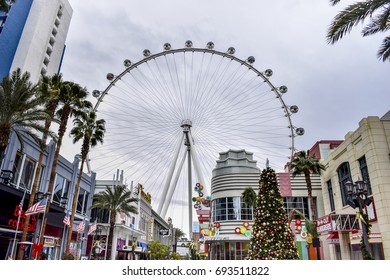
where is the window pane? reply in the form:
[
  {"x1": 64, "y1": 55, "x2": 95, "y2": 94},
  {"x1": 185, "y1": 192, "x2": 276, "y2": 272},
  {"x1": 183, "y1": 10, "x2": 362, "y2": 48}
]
[
  {"x1": 53, "y1": 175, "x2": 65, "y2": 204},
  {"x1": 359, "y1": 156, "x2": 372, "y2": 195},
  {"x1": 22, "y1": 158, "x2": 35, "y2": 191},
  {"x1": 338, "y1": 162, "x2": 351, "y2": 206},
  {"x1": 11, "y1": 153, "x2": 23, "y2": 185},
  {"x1": 327, "y1": 180, "x2": 335, "y2": 212},
  {"x1": 77, "y1": 189, "x2": 85, "y2": 213},
  {"x1": 11, "y1": 152, "x2": 36, "y2": 191},
  {"x1": 83, "y1": 192, "x2": 89, "y2": 214},
  {"x1": 63, "y1": 180, "x2": 70, "y2": 202}
]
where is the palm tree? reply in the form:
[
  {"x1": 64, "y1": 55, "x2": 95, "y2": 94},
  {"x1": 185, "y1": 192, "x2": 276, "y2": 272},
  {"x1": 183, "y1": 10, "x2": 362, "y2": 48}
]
[
  {"x1": 39, "y1": 81, "x2": 92, "y2": 243},
  {"x1": 65, "y1": 109, "x2": 105, "y2": 254},
  {"x1": 17, "y1": 74, "x2": 64, "y2": 260},
  {"x1": 0, "y1": 68, "x2": 49, "y2": 165},
  {"x1": 174, "y1": 227, "x2": 185, "y2": 252},
  {"x1": 90, "y1": 185, "x2": 138, "y2": 260},
  {"x1": 327, "y1": 0, "x2": 390, "y2": 61},
  {"x1": 241, "y1": 187, "x2": 257, "y2": 209},
  {"x1": 290, "y1": 150, "x2": 326, "y2": 221},
  {"x1": 0, "y1": 0, "x2": 15, "y2": 14}
]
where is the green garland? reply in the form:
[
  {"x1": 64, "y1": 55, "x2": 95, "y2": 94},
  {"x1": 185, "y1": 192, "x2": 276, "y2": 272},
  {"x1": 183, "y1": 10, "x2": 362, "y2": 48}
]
[{"x1": 360, "y1": 212, "x2": 374, "y2": 260}]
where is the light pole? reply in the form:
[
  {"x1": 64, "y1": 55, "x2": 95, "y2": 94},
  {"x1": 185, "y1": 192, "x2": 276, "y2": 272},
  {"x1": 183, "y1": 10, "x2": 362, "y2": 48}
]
[
  {"x1": 344, "y1": 179, "x2": 373, "y2": 259},
  {"x1": 131, "y1": 236, "x2": 137, "y2": 260}
]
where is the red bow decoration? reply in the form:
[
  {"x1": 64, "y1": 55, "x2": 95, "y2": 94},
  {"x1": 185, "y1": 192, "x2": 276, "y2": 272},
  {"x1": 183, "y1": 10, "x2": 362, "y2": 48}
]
[{"x1": 32, "y1": 243, "x2": 44, "y2": 259}]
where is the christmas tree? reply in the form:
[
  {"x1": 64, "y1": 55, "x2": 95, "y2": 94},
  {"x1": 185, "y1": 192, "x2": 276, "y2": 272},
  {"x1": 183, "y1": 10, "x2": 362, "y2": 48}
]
[{"x1": 249, "y1": 167, "x2": 300, "y2": 260}]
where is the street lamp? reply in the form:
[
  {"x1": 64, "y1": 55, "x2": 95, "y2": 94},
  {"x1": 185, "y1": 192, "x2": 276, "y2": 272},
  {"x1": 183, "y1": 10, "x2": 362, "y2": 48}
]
[
  {"x1": 344, "y1": 179, "x2": 372, "y2": 259},
  {"x1": 0, "y1": 170, "x2": 13, "y2": 185}
]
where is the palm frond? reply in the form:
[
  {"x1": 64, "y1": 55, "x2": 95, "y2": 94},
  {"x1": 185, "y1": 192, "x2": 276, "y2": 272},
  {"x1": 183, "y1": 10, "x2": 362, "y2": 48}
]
[
  {"x1": 329, "y1": 0, "x2": 341, "y2": 6},
  {"x1": 327, "y1": 1, "x2": 374, "y2": 44},
  {"x1": 378, "y1": 36, "x2": 390, "y2": 61},
  {"x1": 362, "y1": 8, "x2": 390, "y2": 36}
]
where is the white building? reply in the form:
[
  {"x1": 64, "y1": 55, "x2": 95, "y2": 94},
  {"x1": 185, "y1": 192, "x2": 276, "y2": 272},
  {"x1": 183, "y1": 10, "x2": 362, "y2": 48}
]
[
  {"x1": 92, "y1": 174, "x2": 169, "y2": 260},
  {"x1": 0, "y1": 0, "x2": 72, "y2": 83},
  {"x1": 207, "y1": 149, "x2": 325, "y2": 260}
]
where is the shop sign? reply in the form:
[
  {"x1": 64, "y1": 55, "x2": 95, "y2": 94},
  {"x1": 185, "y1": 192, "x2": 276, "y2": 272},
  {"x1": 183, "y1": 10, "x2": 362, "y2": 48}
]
[
  {"x1": 316, "y1": 215, "x2": 332, "y2": 234},
  {"x1": 204, "y1": 236, "x2": 228, "y2": 241},
  {"x1": 159, "y1": 229, "x2": 169, "y2": 235},
  {"x1": 7, "y1": 204, "x2": 37, "y2": 233},
  {"x1": 44, "y1": 237, "x2": 55, "y2": 247}
]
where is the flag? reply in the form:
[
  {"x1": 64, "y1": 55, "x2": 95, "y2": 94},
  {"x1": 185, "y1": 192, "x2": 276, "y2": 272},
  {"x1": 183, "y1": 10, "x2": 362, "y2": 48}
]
[
  {"x1": 18, "y1": 199, "x2": 23, "y2": 216},
  {"x1": 25, "y1": 198, "x2": 47, "y2": 216},
  {"x1": 77, "y1": 220, "x2": 85, "y2": 233},
  {"x1": 88, "y1": 220, "x2": 97, "y2": 235},
  {"x1": 63, "y1": 211, "x2": 70, "y2": 227}
]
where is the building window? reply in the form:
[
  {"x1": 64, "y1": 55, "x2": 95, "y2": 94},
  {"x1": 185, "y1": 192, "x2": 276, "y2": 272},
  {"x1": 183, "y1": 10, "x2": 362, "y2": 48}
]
[
  {"x1": 337, "y1": 162, "x2": 351, "y2": 206},
  {"x1": 210, "y1": 242, "x2": 250, "y2": 260},
  {"x1": 212, "y1": 197, "x2": 253, "y2": 221},
  {"x1": 359, "y1": 156, "x2": 372, "y2": 195},
  {"x1": 77, "y1": 189, "x2": 89, "y2": 214},
  {"x1": 327, "y1": 180, "x2": 335, "y2": 212},
  {"x1": 140, "y1": 215, "x2": 147, "y2": 232},
  {"x1": 283, "y1": 197, "x2": 310, "y2": 219},
  {"x1": 240, "y1": 201, "x2": 253, "y2": 220},
  {"x1": 52, "y1": 174, "x2": 70, "y2": 206},
  {"x1": 11, "y1": 152, "x2": 37, "y2": 191},
  {"x1": 91, "y1": 203, "x2": 109, "y2": 223},
  {"x1": 227, "y1": 197, "x2": 240, "y2": 220}
]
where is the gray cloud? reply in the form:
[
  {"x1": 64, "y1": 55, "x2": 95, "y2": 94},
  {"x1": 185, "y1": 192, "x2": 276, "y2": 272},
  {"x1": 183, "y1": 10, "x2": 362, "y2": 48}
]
[{"x1": 60, "y1": 0, "x2": 390, "y2": 232}]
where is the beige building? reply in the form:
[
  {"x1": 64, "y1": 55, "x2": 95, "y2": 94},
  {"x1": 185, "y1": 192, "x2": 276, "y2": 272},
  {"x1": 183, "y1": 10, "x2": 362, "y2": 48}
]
[
  {"x1": 319, "y1": 111, "x2": 390, "y2": 259},
  {"x1": 207, "y1": 149, "x2": 325, "y2": 260}
]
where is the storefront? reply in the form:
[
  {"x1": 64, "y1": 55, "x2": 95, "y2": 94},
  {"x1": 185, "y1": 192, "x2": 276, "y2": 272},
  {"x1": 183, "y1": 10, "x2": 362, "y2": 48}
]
[
  {"x1": 0, "y1": 184, "x2": 67, "y2": 259},
  {"x1": 0, "y1": 185, "x2": 36, "y2": 259},
  {"x1": 205, "y1": 234, "x2": 251, "y2": 260}
]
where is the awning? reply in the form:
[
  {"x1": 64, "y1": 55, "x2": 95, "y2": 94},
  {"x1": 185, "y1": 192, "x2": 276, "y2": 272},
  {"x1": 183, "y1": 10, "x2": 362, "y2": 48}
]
[{"x1": 326, "y1": 232, "x2": 339, "y2": 244}]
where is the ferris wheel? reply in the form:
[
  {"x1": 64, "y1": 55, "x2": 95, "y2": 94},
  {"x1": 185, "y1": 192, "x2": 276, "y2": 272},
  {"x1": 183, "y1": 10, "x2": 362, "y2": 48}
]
[{"x1": 90, "y1": 41, "x2": 304, "y2": 235}]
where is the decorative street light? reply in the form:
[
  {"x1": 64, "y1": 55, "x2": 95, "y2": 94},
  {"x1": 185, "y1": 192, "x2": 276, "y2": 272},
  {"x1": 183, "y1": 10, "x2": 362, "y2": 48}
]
[{"x1": 344, "y1": 178, "x2": 373, "y2": 259}]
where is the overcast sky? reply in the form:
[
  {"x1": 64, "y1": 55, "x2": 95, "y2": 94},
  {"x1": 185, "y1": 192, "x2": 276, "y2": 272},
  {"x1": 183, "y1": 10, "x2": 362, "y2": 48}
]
[
  {"x1": 60, "y1": 0, "x2": 389, "y2": 232},
  {"x1": 61, "y1": 0, "x2": 389, "y2": 153}
]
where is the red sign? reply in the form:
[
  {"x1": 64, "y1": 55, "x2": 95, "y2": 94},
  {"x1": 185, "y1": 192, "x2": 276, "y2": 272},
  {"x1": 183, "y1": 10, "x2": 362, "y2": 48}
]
[
  {"x1": 7, "y1": 204, "x2": 37, "y2": 233},
  {"x1": 316, "y1": 215, "x2": 332, "y2": 234}
]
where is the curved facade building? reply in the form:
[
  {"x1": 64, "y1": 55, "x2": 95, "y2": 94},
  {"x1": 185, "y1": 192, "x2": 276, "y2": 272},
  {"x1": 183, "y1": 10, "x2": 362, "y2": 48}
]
[{"x1": 208, "y1": 149, "x2": 260, "y2": 260}]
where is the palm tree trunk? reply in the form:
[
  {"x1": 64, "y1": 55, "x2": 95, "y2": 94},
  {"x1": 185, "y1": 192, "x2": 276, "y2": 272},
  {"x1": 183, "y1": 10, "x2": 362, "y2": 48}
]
[
  {"x1": 65, "y1": 157, "x2": 85, "y2": 254},
  {"x1": 304, "y1": 171, "x2": 316, "y2": 221},
  {"x1": 17, "y1": 134, "x2": 47, "y2": 259},
  {"x1": 107, "y1": 212, "x2": 116, "y2": 260},
  {"x1": 17, "y1": 107, "x2": 55, "y2": 259},
  {"x1": 39, "y1": 106, "x2": 70, "y2": 244}
]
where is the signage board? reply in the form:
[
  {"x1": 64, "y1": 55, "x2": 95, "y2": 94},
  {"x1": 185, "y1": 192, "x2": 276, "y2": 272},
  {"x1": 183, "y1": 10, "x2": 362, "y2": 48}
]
[
  {"x1": 159, "y1": 229, "x2": 169, "y2": 235},
  {"x1": 316, "y1": 215, "x2": 333, "y2": 234}
]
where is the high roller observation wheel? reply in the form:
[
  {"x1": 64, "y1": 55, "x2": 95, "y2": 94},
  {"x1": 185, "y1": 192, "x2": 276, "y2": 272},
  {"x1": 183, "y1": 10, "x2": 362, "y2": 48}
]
[{"x1": 90, "y1": 40, "x2": 304, "y2": 235}]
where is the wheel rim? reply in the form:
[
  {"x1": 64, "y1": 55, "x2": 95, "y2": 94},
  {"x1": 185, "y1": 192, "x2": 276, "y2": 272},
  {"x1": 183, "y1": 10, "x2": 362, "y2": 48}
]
[{"x1": 90, "y1": 41, "x2": 303, "y2": 230}]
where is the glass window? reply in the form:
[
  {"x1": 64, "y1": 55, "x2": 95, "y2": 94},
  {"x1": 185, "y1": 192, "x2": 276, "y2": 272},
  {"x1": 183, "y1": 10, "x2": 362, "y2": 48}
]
[
  {"x1": 76, "y1": 189, "x2": 89, "y2": 214},
  {"x1": 327, "y1": 180, "x2": 335, "y2": 212},
  {"x1": 53, "y1": 175, "x2": 65, "y2": 204},
  {"x1": 337, "y1": 162, "x2": 351, "y2": 206},
  {"x1": 240, "y1": 201, "x2": 253, "y2": 220},
  {"x1": 63, "y1": 180, "x2": 70, "y2": 203},
  {"x1": 359, "y1": 156, "x2": 372, "y2": 195},
  {"x1": 283, "y1": 197, "x2": 310, "y2": 218},
  {"x1": 91, "y1": 204, "x2": 109, "y2": 223},
  {"x1": 83, "y1": 192, "x2": 89, "y2": 214},
  {"x1": 212, "y1": 197, "x2": 252, "y2": 221},
  {"x1": 227, "y1": 197, "x2": 239, "y2": 220},
  {"x1": 11, "y1": 152, "x2": 37, "y2": 191}
]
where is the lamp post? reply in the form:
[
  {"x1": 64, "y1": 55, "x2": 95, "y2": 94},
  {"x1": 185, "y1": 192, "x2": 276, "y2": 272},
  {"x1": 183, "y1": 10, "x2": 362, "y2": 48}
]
[
  {"x1": 131, "y1": 236, "x2": 137, "y2": 260},
  {"x1": 344, "y1": 179, "x2": 373, "y2": 259}
]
